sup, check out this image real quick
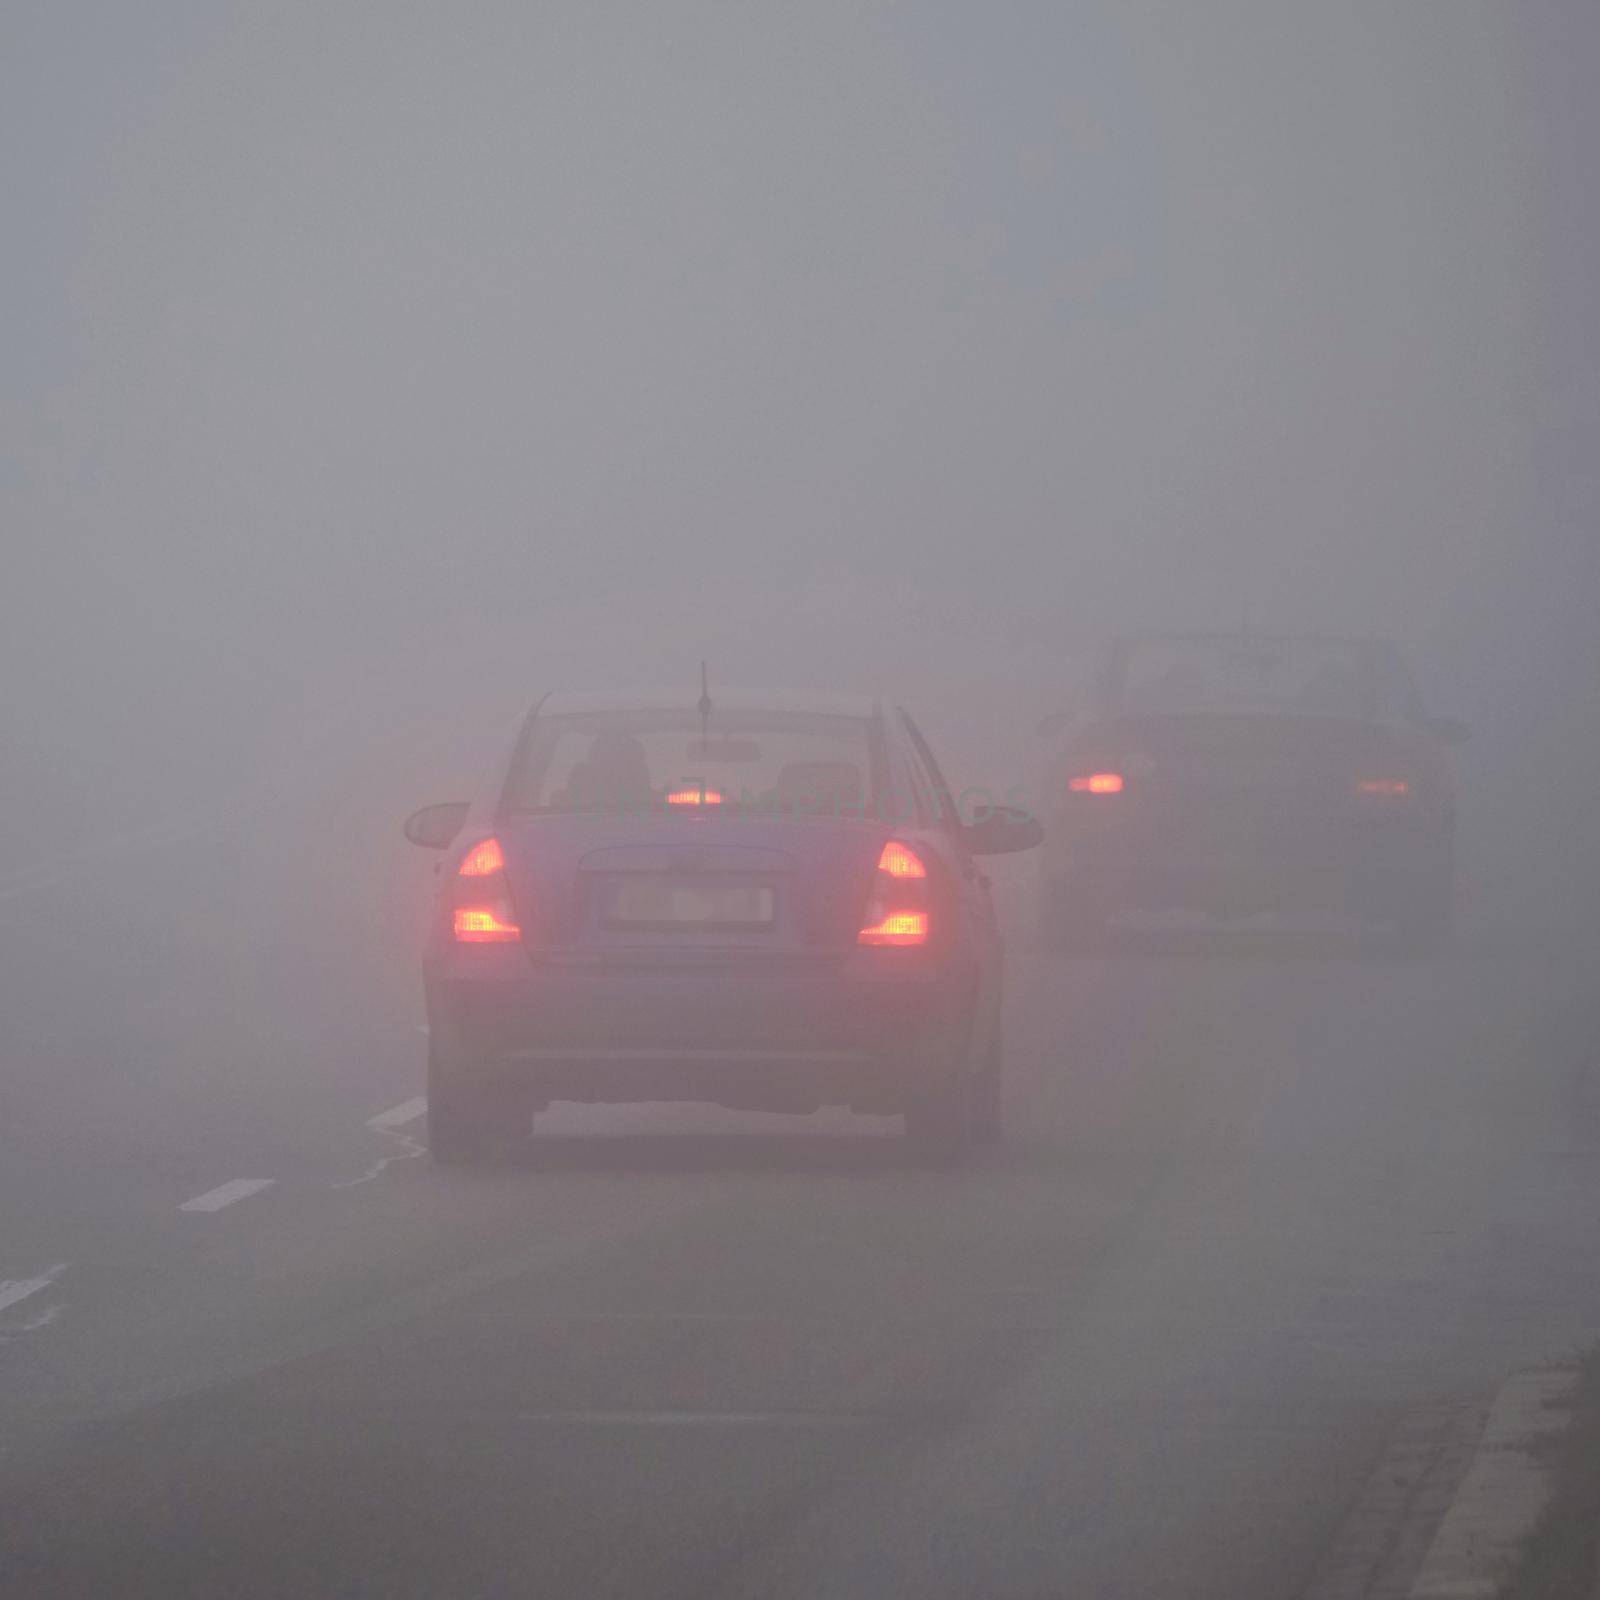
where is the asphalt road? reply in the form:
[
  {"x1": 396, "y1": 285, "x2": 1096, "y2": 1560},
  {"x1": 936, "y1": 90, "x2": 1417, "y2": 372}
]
[{"x1": 4, "y1": 908, "x2": 1600, "y2": 1598}]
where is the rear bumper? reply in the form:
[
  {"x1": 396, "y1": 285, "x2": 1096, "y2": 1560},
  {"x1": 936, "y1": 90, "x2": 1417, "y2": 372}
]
[
  {"x1": 1042, "y1": 823, "x2": 1452, "y2": 919},
  {"x1": 456, "y1": 1047, "x2": 907, "y2": 1114},
  {"x1": 1048, "y1": 864, "x2": 1446, "y2": 919},
  {"x1": 423, "y1": 947, "x2": 976, "y2": 1112}
]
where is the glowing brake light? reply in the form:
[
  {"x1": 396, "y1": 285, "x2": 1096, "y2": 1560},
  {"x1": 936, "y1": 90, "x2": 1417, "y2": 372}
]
[
  {"x1": 666, "y1": 787, "x2": 724, "y2": 806},
  {"x1": 1068, "y1": 772, "x2": 1125, "y2": 795},
  {"x1": 857, "y1": 910, "x2": 930, "y2": 947},
  {"x1": 1355, "y1": 778, "x2": 1410, "y2": 798},
  {"x1": 453, "y1": 905, "x2": 521, "y2": 943},
  {"x1": 858, "y1": 839, "x2": 931, "y2": 947},
  {"x1": 459, "y1": 836, "x2": 506, "y2": 876},
  {"x1": 452, "y1": 836, "x2": 521, "y2": 942},
  {"x1": 877, "y1": 840, "x2": 927, "y2": 878}
]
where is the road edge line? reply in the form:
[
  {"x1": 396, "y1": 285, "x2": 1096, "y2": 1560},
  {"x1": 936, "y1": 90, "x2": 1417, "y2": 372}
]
[{"x1": 1409, "y1": 1363, "x2": 1580, "y2": 1599}]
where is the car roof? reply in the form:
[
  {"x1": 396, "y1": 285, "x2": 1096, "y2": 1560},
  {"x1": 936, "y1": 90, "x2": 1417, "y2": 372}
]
[{"x1": 534, "y1": 686, "x2": 883, "y2": 719}]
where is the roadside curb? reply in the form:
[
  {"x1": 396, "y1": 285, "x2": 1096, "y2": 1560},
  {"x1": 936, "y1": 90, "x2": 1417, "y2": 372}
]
[{"x1": 1408, "y1": 1364, "x2": 1580, "y2": 1599}]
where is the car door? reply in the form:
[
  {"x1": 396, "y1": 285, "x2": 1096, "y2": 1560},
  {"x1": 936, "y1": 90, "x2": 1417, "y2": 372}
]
[{"x1": 897, "y1": 710, "x2": 1002, "y2": 1049}]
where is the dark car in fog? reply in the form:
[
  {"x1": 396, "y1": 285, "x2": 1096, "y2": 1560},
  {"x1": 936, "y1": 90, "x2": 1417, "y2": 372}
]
[
  {"x1": 404, "y1": 688, "x2": 1040, "y2": 1164},
  {"x1": 1036, "y1": 634, "x2": 1467, "y2": 953}
]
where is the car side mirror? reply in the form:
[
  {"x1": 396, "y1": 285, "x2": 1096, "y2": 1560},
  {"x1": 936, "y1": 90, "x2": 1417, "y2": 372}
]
[
  {"x1": 1424, "y1": 716, "x2": 1470, "y2": 746},
  {"x1": 1034, "y1": 710, "x2": 1072, "y2": 739},
  {"x1": 965, "y1": 804, "x2": 1044, "y2": 857},
  {"x1": 403, "y1": 801, "x2": 471, "y2": 850}
]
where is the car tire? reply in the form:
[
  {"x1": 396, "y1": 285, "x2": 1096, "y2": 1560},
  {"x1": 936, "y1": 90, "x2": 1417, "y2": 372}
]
[
  {"x1": 903, "y1": 1024, "x2": 976, "y2": 1165},
  {"x1": 971, "y1": 1017, "x2": 1003, "y2": 1143},
  {"x1": 903, "y1": 1077, "x2": 972, "y2": 1165},
  {"x1": 426, "y1": 1048, "x2": 530, "y2": 1167}
]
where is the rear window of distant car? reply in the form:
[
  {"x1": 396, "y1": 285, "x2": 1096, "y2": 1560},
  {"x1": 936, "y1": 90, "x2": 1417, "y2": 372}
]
[
  {"x1": 1104, "y1": 638, "x2": 1421, "y2": 721},
  {"x1": 503, "y1": 709, "x2": 891, "y2": 818}
]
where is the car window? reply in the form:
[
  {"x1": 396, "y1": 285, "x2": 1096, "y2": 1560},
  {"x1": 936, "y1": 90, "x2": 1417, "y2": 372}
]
[
  {"x1": 502, "y1": 709, "x2": 887, "y2": 817},
  {"x1": 1108, "y1": 637, "x2": 1415, "y2": 720},
  {"x1": 898, "y1": 711, "x2": 961, "y2": 832},
  {"x1": 890, "y1": 723, "x2": 935, "y2": 826}
]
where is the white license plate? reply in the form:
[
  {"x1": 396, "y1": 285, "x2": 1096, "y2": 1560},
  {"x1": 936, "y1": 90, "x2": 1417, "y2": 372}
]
[{"x1": 605, "y1": 880, "x2": 775, "y2": 927}]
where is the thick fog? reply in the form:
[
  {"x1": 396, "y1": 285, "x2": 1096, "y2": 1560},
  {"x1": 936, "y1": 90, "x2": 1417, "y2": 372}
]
[
  {"x1": 4, "y1": 1, "x2": 1596, "y2": 1068},
  {"x1": 8, "y1": 11, "x2": 1600, "y2": 1596}
]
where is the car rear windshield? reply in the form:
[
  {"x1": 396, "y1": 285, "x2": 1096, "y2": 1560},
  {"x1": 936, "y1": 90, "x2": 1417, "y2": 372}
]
[
  {"x1": 1106, "y1": 638, "x2": 1419, "y2": 720},
  {"x1": 503, "y1": 710, "x2": 888, "y2": 818}
]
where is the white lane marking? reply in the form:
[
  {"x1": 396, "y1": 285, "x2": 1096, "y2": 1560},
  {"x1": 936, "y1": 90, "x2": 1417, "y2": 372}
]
[
  {"x1": 4, "y1": 1303, "x2": 65, "y2": 1336},
  {"x1": 337, "y1": 1100, "x2": 429, "y2": 1187},
  {"x1": 178, "y1": 1179, "x2": 275, "y2": 1213},
  {"x1": 334, "y1": 1134, "x2": 426, "y2": 1188},
  {"x1": 0, "y1": 1263, "x2": 68, "y2": 1314},
  {"x1": 367, "y1": 1097, "x2": 427, "y2": 1131}
]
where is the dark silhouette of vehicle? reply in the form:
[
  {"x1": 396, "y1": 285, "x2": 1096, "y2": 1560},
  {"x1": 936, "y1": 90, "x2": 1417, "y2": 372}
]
[{"x1": 1036, "y1": 635, "x2": 1467, "y2": 954}]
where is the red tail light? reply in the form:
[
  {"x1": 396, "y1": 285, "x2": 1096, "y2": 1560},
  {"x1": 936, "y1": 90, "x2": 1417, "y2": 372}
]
[
  {"x1": 1354, "y1": 778, "x2": 1411, "y2": 799},
  {"x1": 666, "y1": 787, "x2": 724, "y2": 806},
  {"x1": 1068, "y1": 772, "x2": 1125, "y2": 795},
  {"x1": 857, "y1": 909, "x2": 930, "y2": 946},
  {"x1": 459, "y1": 836, "x2": 506, "y2": 876},
  {"x1": 876, "y1": 840, "x2": 927, "y2": 878},
  {"x1": 452, "y1": 836, "x2": 522, "y2": 943},
  {"x1": 453, "y1": 905, "x2": 521, "y2": 943},
  {"x1": 858, "y1": 839, "x2": 931, "y2": 946}
]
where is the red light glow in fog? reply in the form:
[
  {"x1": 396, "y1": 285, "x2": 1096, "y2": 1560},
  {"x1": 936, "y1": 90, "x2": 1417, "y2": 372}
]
[
  {"x1": 1068, "y1": 772, "x2": 1125, "y2": 795},
  {"x1": 858, "y1": 841, "x2": 931, "y2": 945},
  {"x1": 877, "y1": 840, "x2": 927, "y2": 878},
  {"x1": 453, "y1": 905, "x2": 521, "y2": 942},
  {"x1": 459, "y1": 837, "x2": 506, "y2": 876},
  {"x1": 1355, "y1": 778, "x2": 1410, "y2": 798},
  {"x1": 857, "y1": 910, "x2": 930, "y2": 946}
]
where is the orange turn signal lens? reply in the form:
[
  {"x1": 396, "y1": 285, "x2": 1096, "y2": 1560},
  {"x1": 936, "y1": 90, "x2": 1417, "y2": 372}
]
[
  {"x1": 453, "y1": 905, "x2": 521, "y2": 943},
  {"x1": 1068, "y1": 772, "x2": 1125, "y2": 795},
  {"x1": 857, "y1": 910, "x2": 930, "y2": 947},
  {"x1": 459, "y1": 836, "x2": 506, "y2": 876}
]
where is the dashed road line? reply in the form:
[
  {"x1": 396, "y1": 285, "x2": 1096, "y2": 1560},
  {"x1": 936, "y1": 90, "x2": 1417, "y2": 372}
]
[
  {"x1": 367, "y1": 1097, "x2": 427, "y2": 1131},
  {"x1": 0, "y1": 1263, "x2": 68, "y2": 1314},
  {"x1": 2, "y1": 1303, "x2": 65, "y2": 1338},
  {"x1": 178, "y1": 1179, "x2": 276, "y2": 1213},
  {"x1": 335, "y1": 1099, "x2": 430, "y2": 1187}
]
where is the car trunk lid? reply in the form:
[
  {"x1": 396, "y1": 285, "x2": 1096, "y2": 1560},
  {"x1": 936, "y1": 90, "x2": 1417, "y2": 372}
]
[
  {"x1": 1070, "y1": 713, "x2": 1421, "y2": 849},
  {"x1": 494, "y1": 813, "x2": 883, "y2": 955}
]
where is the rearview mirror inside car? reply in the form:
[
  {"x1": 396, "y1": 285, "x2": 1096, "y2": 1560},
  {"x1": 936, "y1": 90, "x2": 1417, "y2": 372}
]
[
  {"x1": 403, "y1": 801, "x2": 471, "y2": 850},
  {"x1": 686, "y1": 738, "x2": 761, "y2": 761},
  {"x1": 965, "y1": 804, "x2": 1044, "y2": 857}
]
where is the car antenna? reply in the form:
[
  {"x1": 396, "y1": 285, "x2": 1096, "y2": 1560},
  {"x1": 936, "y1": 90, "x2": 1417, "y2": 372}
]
[{"x1": 698, "y1": 660, "x2": 712, "y2": 748}]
